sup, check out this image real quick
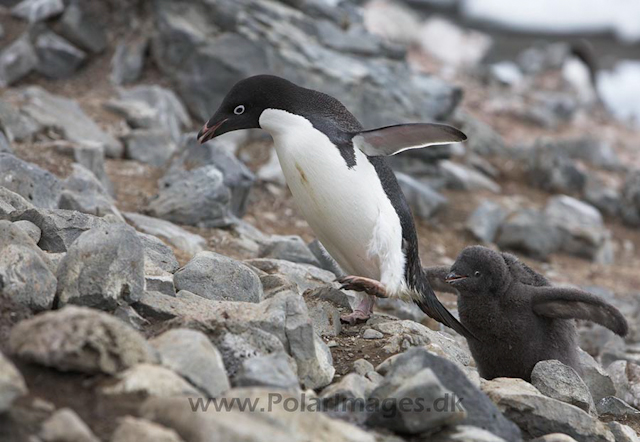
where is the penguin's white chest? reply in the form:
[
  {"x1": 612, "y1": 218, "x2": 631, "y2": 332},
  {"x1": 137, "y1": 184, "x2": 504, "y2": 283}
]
[{"x1": 259, "y1": 109, "x2": 407, "y2": 295}]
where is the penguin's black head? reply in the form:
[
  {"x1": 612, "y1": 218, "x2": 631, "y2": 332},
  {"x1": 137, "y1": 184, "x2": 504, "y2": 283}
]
[
  {"x1": 446, "y1": 246, "x2": 509, "y2": 295},
  {"x1": 197, "y1": 75, "x2": 299, "y2": 143}
]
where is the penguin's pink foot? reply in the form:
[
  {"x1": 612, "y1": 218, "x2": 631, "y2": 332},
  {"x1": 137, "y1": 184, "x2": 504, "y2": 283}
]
[
  {"x1": 340, "y1": 310, "x2": 371, "y2": 325},
  {"x1": 338, "y1": 276, "x2": 388, "y2": 298}
]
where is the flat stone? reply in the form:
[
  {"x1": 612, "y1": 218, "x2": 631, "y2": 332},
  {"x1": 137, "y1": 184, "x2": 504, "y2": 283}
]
[
  {"x1": 102, "y1": 363, "x2": 202, "y2": 397},
  {"x1": 174, "y1": 251, "x2": 263, "y2": 303},
  {"x1": 259, "y1": 234, "x2": 320, "y2": 267},
  {"x1": 125, "y1": 212, "x2": 206, "y2": 258},
  {"x1": 9, "y1": 305, "x2": 157, "y2": 374},
  {"x1": 151, "y1": 328, "x2": 230, "y2": 398},
  {"x1": 245, "y1": 258, "x2": 336, "y2": 293},
  {"x1": 596, "y1": 396, "x2": 640, "y2": 417},
  {"x1": 363, "y1": 329, "x2": 383, "y2": 340},
  {"x1": 531, "y1": 359, "x2": 595, "y2": 413}
]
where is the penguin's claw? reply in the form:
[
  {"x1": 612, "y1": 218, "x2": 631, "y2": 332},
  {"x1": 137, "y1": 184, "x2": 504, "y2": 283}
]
[
  {"x1": 340, "y1": 310, "x2": 371, "y2": 325},
  {"x1": 337, "y1": 276, "x2": 388, "y2": 298}
]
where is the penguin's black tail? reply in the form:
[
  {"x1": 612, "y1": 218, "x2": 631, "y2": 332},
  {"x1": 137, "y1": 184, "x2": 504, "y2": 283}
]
[{"x1": 413, "y1": 272, "x2": 480, "y2": 342}]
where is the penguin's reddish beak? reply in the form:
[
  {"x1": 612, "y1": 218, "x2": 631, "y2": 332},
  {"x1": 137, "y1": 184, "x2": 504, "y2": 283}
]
[
  {"x1": 445, "y1": 272, "x2": 467, "y2": 284},
  {"x1": 197, "y1": 119, "x2": 228, "y2": 144}
]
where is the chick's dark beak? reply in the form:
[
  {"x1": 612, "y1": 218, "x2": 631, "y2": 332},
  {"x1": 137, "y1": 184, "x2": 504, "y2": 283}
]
[
  {"x1": 445, "y1": 272, "x2": 467, "y2": 284},
  {"x1": 197, "y1": 118, "x2": 228, "y2": 144}
]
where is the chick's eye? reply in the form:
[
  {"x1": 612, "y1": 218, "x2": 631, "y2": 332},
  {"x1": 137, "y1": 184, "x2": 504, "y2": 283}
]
[
  {"x1": 234, "y1": 105, "x2": 245, "y2": 115},
  {"x1": 474, "y1": 271, "x2": 481, "y2": 277}
]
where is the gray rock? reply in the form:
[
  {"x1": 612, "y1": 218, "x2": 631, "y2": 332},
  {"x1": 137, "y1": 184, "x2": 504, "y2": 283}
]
[
  {"x1": 174, "y1": 251, "x2": 263, "y2": 303},
  {"x1": 10, "y1": 305, "x2": 157, "y2": 374},
  {"x1": 11, "y1": 0, "x2": 64, "y2": 22},
  {"x1": 606, "y1": 360, "x2": 640, "y2": 409},
  {"x1": 466, "y1": 200, "x2": 508, "y2": 243},
  {"x1": 141, "y1": 389, "x2": 375, "y2": 442},
  {"x1": 151, "y1": 0, "x2": 461, "y2": 127},
  {"x1": 164, "y1": 134, "x2": 253, "y2": 216},
  {"x1": 0, "y1": 99, "x2": 41, "y2": 142},
  {"x1": 114, "y1": 304, "x2": 150, "y2": 331},
  {"x1": 12, "y1": 219, "x2": 40, "y2": 243},
  {"x1": 0, "y1": 131, "x2": 12, "y2": 154},
  {"x1": 576, "y1": 348, "x2": 616, "y2": 403},
  {"x1": 259, "y1": 235, "x2": 320, "y2": 267},
  {"x1": 111, "y1": 38, "x2": 148, "y2": 85},
  {"x1": 0, "y1": 220, "x2": 56, "y2": 311},
  {"x1": 0, "y1": 186, "x2": 35, "y2": 215},
  {"x1": 621, "y1": 170, "x2": 640, "y2": 227},
  {"x1": 496, "y1": 208, "x2": 561, "y2": 261},
  {"x1": 124, "y1": 212, "x2": 206, "y2": 258},
  {"x1": 125, "y1": 129, "x2": 177, "y2": 167},
  {"x1": 552, "y1": 137, "x2": 620, "y2": 170},
  {"x1": 531, "y1": 360, "x2": 595, "y2": 414},
  {"x1": 363, "y1": 329, "x2": 384, "y2": 339},
  {"x1": 607, "y1": 422, "x2": 640, "y2": 442},
  {"x1": 304, "y1": 296, "x2": 341, "y2": 337},
  {"x1": 0, "y1": 153, "x2": 62, "y2": 209},
  {"x1": 234, "y1": 352, "x2": 299, "y2": 390},
  {"x1": 453, "y1": 111, "x2": 507, "y2": 157},
  {"x1": 544, "y1": 195, "x2": 613, "y2": 263},
  {"x1": 71, "y1": 142, "x2": 114, "y2": 196},
  {"x1": 146, "y1": 273, "x2": 175, "y2": 297},
  {"x1": 39, "y1": 408, "x2": 99, "y2": 442},
  {"x1": 245, "y1": 258, "x2": 336, "y2": 293},
  {"x1": 368, "y1": 366, "x2": 465, "y2": 434},
  {"x1": 103, "y1": 363, "x2": 203, "y2": 397},
  {"x1": 353, "y1": 359, "x2": 375, "y2": 376},
  {"x1": 11, "y1": 207, "x2": 108, "y2": 252},
  {"x1": 439, "y1": 160, "x2": 501, "y2": 193},
  {"x1": 0, "y1": 351, "x2": 27, "y2": 413},
  {"x1": 111, "y1": 85, "x2": 191, "y2": 143},
  {"x1": 59, "y1": 1, "x2": 106, "y2": 53},
  {"x1": 151, "y1": 328, "x2": 230, "y2": 398},
  {"x1": 59, "y1": 163, "x2": 121, "y2": 219},
  {"x1": 321, "y1": 372, "x2": 371, "y2": 409},
  {"x1": 526, "y1": 140, "x2": 587, "y2": 195},
  {"x1": 148, "y1": 166, "x2": 233, "y2": 228},
  {"x1": 307, "y1": 285, "x2": 352, "y2": 309},
  {"x1": 374, "y1": 347, "x2": 520, "y2": 440},
  {"x1": 482, "y1": 377, "x2": 613, "y2": 442},
  {"x1": 316, "y1": 20, "x2": 381, "y2": 55},
  {"x1": 0, "y1": 36, "x2": 38, "y2": 87},
  {"x1": 56, "y1": 223, "x2": 144, "y2": 310},
  {"x1": 596, "y1": 396, "x2": 640, "y2": 417},
  {"x1": 584, "y1": 177, "x2": 621, "y2": 218},
  {"x1": 34, "y1": 29, "x2": 86, "y2": 79},
  {"x1": 396, "y1": 172, "x2": 448, "y2": 219},
  {"x1": 138, "y1": 232, "x2": 179, "y2": 274},
  {"x1": 133, "y1": 290, "x2": 211, "y2": 321},
  {"x1": 111, "y1": 417, "x2": 184, "y2": 442},
  {"x1": 21, "y1": 87, "x2": 122, "y2": 157}
]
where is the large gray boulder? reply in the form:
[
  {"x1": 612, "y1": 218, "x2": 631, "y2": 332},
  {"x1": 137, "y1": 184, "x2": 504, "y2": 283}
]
[
  {"x1": 10, "y1": 208, "x2": 108, "y2": 252},
  {"x1": 147, "y1": 165, "x2": 234, "y2": 228},
  {"x1": 9, "y1": 305, "x2": 157, "y2": 374},
  {"x1": 56, "y1": 223, "x2": 145, "y2": 310},
  {"x1": 174, "y1": 251, "x2": 263, "y2": 303},
  {"x1": 151, "y1": 328, "x2": 230, "y2": 399},
  {"x1": 0, "y1": 153, "x2": 62, "y2": 209},
  {"x1": 496, "y1": 208, "x2": 561, "y2": 261},
  {"x1": 34, "y1": 29, "x2": 86, "y2": 79},
  {"x1": 0, "y1": 220, "x2": 56, "y2": 311},
  {"x1": 21, "y1": 87, "x2": 122, "y2": 157},
  {"x1": 373, "y1": 347, "x2": 521, "y2": 441},
  {"x1": 531, "y1": 360, "x2": 595, "y2": 414},
  {"x1": 151, "y1": 0, "x2": 461, "y2": 127}
]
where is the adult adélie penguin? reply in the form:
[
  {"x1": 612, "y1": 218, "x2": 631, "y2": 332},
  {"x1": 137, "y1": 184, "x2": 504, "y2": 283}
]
[{"x1": 198, "y1": 75, "x2": 475, "y2": 339}]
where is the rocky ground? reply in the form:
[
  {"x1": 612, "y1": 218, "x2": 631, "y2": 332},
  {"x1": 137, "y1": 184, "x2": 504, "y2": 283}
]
[{"x1": 1, "y1": 0, "x2": 640, "y2": 441}]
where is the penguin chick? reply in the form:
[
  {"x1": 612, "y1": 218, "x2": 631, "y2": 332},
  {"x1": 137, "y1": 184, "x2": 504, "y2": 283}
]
[
  {"x1": 445, "y1": 245, "x2": 628, "y2": 381},
  {"x1": 197, "y1": 74, "x2": 475, "y2": 338}
]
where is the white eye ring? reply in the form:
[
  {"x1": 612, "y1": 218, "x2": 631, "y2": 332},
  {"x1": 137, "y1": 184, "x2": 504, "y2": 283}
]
[{"x1": 234, "y1": 105, "x2": 245, "y2": 115}]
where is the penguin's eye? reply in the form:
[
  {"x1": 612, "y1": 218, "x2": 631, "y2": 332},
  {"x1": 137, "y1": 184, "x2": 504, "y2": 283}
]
[
  {"x1": 474, "y1": 271, "x2": 481, "y2": 277},
  {"x1": 234, "y1": 105, "x2": 245, "y2": 115}
]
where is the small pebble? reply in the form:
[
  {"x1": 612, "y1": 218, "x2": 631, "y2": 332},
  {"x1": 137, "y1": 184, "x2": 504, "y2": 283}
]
[
  {"x1": 363, "y1": 329, "x2": 384, "y2": 339},
  {"x1": 327, "y1": 340, "x2": 338, "y2": 348}
]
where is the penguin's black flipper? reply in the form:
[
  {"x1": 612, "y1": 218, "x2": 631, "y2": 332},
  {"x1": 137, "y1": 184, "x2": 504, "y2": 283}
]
[
  {"x1": 352, "y1": 123, "x2": 467, "y2": 157},
  {"x1": 531, "y1": 286, "x2": 628, "y2": 336},
  {"x1": 413, "y1": 273, "x2": 480, "y2": 341}
]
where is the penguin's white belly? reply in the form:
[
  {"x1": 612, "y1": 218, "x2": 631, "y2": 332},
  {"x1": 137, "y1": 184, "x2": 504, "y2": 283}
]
[{"x1": 260, "y1": 109, "x2": 407, "y2": 295}]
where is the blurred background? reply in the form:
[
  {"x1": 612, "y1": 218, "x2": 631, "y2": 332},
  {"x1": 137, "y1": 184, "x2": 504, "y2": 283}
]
[{"x1": 1, "y1": 0, "x2": 640, "y2": 361}]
